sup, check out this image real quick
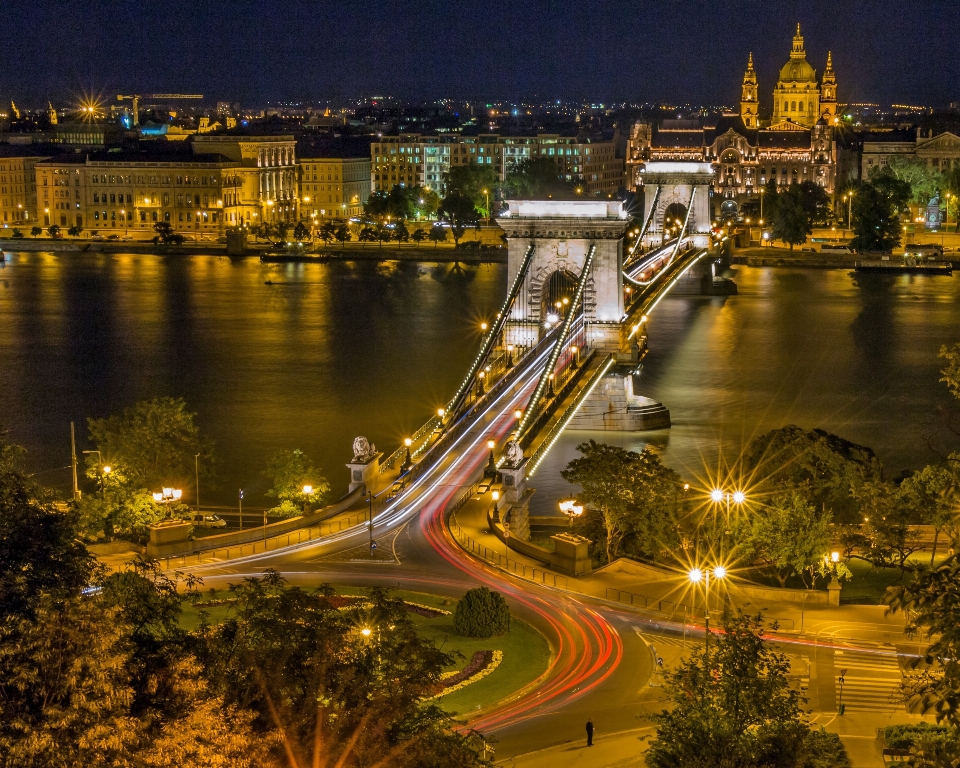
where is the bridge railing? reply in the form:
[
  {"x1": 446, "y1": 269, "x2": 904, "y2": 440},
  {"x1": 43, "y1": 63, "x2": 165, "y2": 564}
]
[
  {"x1": 448, "y1": 489, "x2": 570, "y2": 591},
  {"x1": 526, "y1": 352, "x2": 611, "y2": 477},
  {"x1": 157, "y1": 507, "x2": 372, "y2": 570}
]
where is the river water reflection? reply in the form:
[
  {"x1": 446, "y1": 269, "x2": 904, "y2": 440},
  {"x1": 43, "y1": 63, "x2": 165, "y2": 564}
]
[{"x1": 2, "y1": 253, "x2": 958, "y2": 510}]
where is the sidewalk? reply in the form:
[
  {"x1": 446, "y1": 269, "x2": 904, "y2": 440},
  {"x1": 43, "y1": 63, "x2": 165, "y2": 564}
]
[{"x1": 497, "y1": 727, "x2": 651, "y2": 768}]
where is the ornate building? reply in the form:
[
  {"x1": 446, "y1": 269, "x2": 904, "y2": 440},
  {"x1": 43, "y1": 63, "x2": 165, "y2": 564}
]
[
  {"x1": 769, "y1": 25, "x2": 837, "y2": 127},
  {"x1": 627, "y1": 25, "x2": 839, "y2": 217}
]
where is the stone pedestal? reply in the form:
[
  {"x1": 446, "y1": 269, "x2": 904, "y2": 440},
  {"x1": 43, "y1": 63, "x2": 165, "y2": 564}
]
[
  {"x1": 146, "y1": 519, "x2": 193, "y2": 559},
  {"x1": 499, "y1": 458, "x2": 528, "y2": 504},
  {"x1": 828, "y1": 577, "x2": 842, "y2": 607},
  {"x1": 346, "y1": 453, "x2": 381, "y2": 495},
  {"x1": 551, "y1": 533, "x2": 593, "y2": 576},
  {"x1": 501, "y1": 488, "x2": 533, "y2": 541}
]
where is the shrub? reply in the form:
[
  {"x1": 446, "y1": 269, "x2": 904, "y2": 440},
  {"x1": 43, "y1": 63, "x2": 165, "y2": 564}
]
[{"x1": 453, "y1": 586, "x2": 510, "y2": 638}]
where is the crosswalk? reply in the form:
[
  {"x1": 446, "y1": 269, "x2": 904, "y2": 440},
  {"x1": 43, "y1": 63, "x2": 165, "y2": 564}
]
[{"x1": 835, "y1": 649, "x2": 903, "y2": 712}]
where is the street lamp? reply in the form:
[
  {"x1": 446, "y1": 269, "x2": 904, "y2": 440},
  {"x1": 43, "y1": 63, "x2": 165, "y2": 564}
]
[
  {"x1": 485, "y1": 439, "x2": 497, "y2": 477},
  {"x1": 559, "y1": 498, "x2": 584, "y2": 528},
  {"x1": 401, "y1": 438, "x2": 413, "y2": 473},
  {"x1": 302, "y1": 484, "x2": 313, "y2": 515},
  {"x1": 689, "y1": 564, "x2": 726, "y2": 661},
  {"x1": 482, "y1": 188, "x2": 490, "y2": 223},
  {"x1": 506, "y1": 344, "x2": 514, "y2": 368}
]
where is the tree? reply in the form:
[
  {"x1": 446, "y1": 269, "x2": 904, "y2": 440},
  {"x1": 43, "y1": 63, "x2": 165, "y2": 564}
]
[
  {"x1": 445, "y1": 165, "x2": 499, "y2": 215},
  {"x1": 292, "y1": 221, "x2": 310, "y2": 241},
  {"x1": 318, "y1": 220, "x2": 337, "y2": 245},
  {"x1": 841, "y1": 478, "x2": 923, "y2": 572},
  {"x1": 646, "y1": 614, "x2": 848, "y2": 768},
  {"x1": 561, "y1": 441, "x2": 685, "y2": 564},
  {"x1": 438, "y1": 192, "x2": 480, "y2": 247},
  {"x1": 411, "y1": 227, "x2": 427, "y2": 246},
  {"x1": 87, "y1": 396, "x2": 210, "y2": 492},
  {"x1": 394, "y1": 219, "x2": 410, "y2": 244},
  {"x1": 900, "y1": 463, "x2": 958, "y2": 565},
  {"x1": 11, "y1": 227, "x2": 23, "y2": 238},
  {"x1": 770, "y1": 183, "x2": 811, "y2": 249},
  {"x1": 334, "y1": 222, "x2": 351, "y2": 244},
  {"x1": 30, "y1": 225, "x2": 42, "y2": 237},
  {"x1": 453, "y1": 587, "x2": 510, "y2": 637},
  {"x1": 851, "y1": 176, "x2": 911, "y2": 253},
  {"x1": 153, "y1": 221, "x2": 184, "y2": 246},
  {"x1": 503, "y1": 157, "x2": 576, "y2": 199},
  {"x1": 0, "y1": 428, "x2": 96, "y2": 622},
  {"x1": 743, "y1": 425, "x2": 882, "y2": 524},
  {"x1": 275, "y1": 221, "x2": 289, "y2": 241},
  {"x1": 67, "y1": 225, "x2": 83, "y2": 238},
  {"x1": 880, "y1": 156, "x2": 943, "y2": 207},
  {"x1": 745, "y1": 488, "x2": 835, "y2": 587},
  {"x1": 940, "y1": 342, "x2": 960, "y2": 403},
  {"x1": 358, "y1": 225, "x2": 378, "y2": 242},
  {"x1": 798, "y1": 180, "x2": 831, "y2": 225},
  {"x1": 47, "y1": 224, "x2": 61, "y2": 238},
  {"x1": 0, "y1": 596, "x2": 143, "y2": 767},
  {"x1": 263, "y1": 448, "x2": 330, "y2": 518},
  {"x1": 885, "y1": 555, "x2": 960, "y2": 726},
  {"x1": 201, "y1": 574, "x2": 486, "y2": 767},
  {"x1": 415, "y1": 188, "x2": 441, "y2": 220},
  {"x1": 428, "y1": 223, "x2": 448, "y2": 248}
]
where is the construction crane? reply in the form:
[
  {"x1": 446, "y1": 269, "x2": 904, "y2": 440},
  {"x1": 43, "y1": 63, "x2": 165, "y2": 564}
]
[{"x1": 116, "y1": 94, "x2": 203, "y2": 127}]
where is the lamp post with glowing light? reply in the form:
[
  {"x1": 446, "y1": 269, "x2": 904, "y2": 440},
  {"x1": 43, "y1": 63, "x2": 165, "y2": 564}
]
[
  {"x1": 485, "y1": 438, "x2": 497, "y2": 478},
  {"x1": 302, "y1": 484, "x2": 314, "y2": 515},
  {"x1": 153, "y1": 487, "x2": 183, "y2": 519},
  {"x1": 559, "y1": 498, "x2": 584, "y2": 529},
  {"x1": 710, "y1": 487, "x2": 746, "y2": 517},
  {"x1": 401, "y1": 438, "x2": 413, "y2": 473},
  {"x1": 82, "y1": 450, "x2": 112, "y2": 499},
  {"x1": 688, "y1": 564, "x2": 726, "y2": 663}
]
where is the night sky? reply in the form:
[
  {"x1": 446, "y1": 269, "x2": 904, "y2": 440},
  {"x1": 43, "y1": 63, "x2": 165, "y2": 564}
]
[{"x1": 3, "y1": 0, "x2": 958, "y2": 108}]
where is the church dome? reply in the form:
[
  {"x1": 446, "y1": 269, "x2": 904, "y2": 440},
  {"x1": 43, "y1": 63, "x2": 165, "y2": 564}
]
[
  {"x1": 778, "y1": 58, "x2": 817, "y2": 83},
  {"x1": 778, "y1": 24, "x2": 817, "y2": 83}
]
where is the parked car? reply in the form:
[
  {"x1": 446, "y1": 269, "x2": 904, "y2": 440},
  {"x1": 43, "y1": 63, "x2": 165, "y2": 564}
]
[
  {"x1": 191, "y1": 513, "x2": 227, "y2": 529},
  {"x1": 107, "y1": 234, "x2": 120, "y2": 240},
  {"x1": 91, "y1": 233, "x2": 104, "y2": 240}
]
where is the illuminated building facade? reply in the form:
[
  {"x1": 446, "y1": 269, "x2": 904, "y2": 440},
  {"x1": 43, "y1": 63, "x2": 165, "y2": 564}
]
[
  {"x1": 299, "y1": 157, "x2": 370, "y2": 221},
  {"x1": 371, "y1": 134, "x2": 622, "y2": 197},
  {"x1": 0, "y1": 147, "x2": 41, "y2": 228}
]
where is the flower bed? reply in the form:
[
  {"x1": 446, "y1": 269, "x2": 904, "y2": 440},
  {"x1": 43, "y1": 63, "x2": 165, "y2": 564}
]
[
  {"x1": 191, "y1": 594, "x2": 452, "y2": 617},
  {"x1": 425, "y1": 650, "x2": 504, "y2": 700}
]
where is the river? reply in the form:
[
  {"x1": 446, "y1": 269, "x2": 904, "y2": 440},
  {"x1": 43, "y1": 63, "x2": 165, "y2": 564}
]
[{"x1": 2, "y1": 252, "x2": 958, "y2": 511}]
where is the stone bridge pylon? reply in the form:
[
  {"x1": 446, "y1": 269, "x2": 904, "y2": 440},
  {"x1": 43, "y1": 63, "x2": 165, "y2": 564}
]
[
  {"x1": 496, "y1": 200, "x2": 628, "y2": 355},
  {"x1": 496, "y1": 199, "x2": 671, "y2": 431}
]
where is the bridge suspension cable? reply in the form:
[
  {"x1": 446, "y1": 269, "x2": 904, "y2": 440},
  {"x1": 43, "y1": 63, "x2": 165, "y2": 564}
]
[
  {"x1": 444, "y1": 244, "x2": 537, "y2": 420},
  {"x1": 516, "y1": 244, "x2": 596, "y2": 440},
  {"x1": 624, "y1": 184, "x2": 661, "y2": 269},
  {"x1": 665, "y1": 186, "x2": 697, "y2": 266}
]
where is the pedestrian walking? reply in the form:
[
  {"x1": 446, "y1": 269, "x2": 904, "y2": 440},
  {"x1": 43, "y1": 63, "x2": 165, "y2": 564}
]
[{"x1": 586, "y1": 717, "x2": 594, "y2": 746}]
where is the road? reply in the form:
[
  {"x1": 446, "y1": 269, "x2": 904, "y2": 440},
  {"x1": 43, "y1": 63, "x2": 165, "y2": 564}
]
[{"x1": 172, "y1": 240, "x2": 910, "y2": 765}]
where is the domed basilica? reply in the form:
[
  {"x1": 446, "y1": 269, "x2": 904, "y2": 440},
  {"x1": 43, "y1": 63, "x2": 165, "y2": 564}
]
[{"x1": 627, "y1": 24, "x2": 840, "y2": 212}]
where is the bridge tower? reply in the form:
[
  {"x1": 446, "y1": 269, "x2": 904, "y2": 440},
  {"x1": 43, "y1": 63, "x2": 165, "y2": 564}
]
[
  {"x1": 497, "y1": 199, "x2": 627, "y2": 355},
  {"x1": 639, "y1": 161, "x2": 715, "y2": 249}
]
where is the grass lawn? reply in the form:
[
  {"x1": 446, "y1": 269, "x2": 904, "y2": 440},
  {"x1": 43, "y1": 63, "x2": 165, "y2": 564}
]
[{"x1": 178, "y1": 586, "x2": 552, "y2": 717}]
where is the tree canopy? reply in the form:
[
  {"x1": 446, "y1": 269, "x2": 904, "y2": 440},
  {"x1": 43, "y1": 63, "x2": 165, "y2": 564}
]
[
  {"x1": 561, "y1": 440, "x2": 686, "y2": 564},
  {"x1": 646, "y1": 614, "x2": 849, "y2": 768},
  {"x1": 263, "y1": 448, "x2": 330, "y2": 518},
  {"x1": 86, "y1": 396, "x2": 211, "y2": 492}
]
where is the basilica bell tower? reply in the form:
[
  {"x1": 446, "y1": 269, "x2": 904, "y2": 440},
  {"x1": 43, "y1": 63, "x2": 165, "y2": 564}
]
[{"x1": 740, "y1": 53, "x2": 759, "y2": 129}]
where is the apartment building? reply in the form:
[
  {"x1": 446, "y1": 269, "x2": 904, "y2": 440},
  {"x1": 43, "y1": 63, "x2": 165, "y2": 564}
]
[
  {"x1": 299, "y1": 157, "x2": 371, "y2": 220},
  {"x1": 0, "y1": 146, "x2": 43, "y2": 228},
  {"x1": 370, "y1": 133, "x2": 623, "y2": 197},
  {"x1": 35, "y1": 150, "x2": 238, "y2": 235}
]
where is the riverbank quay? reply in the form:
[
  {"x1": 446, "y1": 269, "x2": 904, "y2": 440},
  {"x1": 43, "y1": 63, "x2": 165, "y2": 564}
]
[
  {"x1": 733, "y1": 245, "x2": 960, "y2": 269},
  {"x1": 0, "y1": 238, "x2": 507, "y2": 263}
]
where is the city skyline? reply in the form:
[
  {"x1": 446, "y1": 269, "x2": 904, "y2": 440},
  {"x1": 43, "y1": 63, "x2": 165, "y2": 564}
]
[{"x1": 2, "y1": 0, "x2": 958, "y2": 107}]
